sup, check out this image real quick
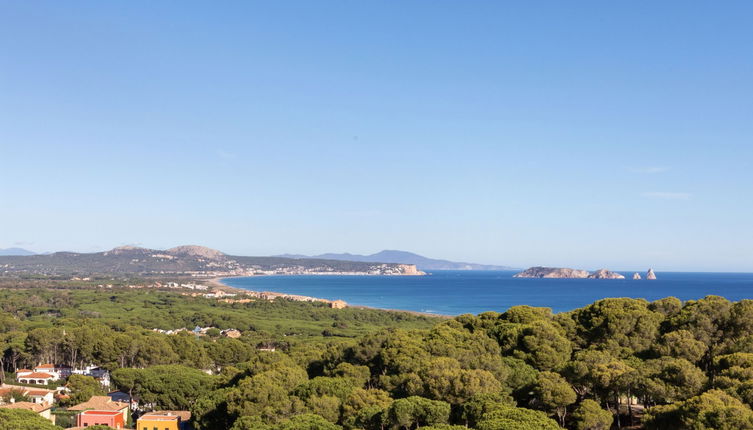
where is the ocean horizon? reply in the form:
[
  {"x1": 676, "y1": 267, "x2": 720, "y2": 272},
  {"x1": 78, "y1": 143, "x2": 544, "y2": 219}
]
[{"x1": 221, "y1": 270, "x2": 753, "y2": 315}]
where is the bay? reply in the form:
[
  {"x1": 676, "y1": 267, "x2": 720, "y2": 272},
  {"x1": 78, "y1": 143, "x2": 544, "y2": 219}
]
[{"x1": 221, "y1": 270, "x2": 753, "y2": 315}]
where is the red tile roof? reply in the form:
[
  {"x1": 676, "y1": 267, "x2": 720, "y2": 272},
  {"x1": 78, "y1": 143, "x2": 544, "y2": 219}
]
[
  {"x1": 0, "y1": 385, "x2": 53, "y2": 396},
  {"x1": 18, "y1": 372, "x2": 54, "y2": 379},
  {"x1": 68, "y1": 396, "x2": 129, "y2": 411},
  {"x1": 0, "y1": 402, "x2": 51, "y2": 412},
  {"x1": 79, "y1": 410, "x2": 123, "y2": 416}
]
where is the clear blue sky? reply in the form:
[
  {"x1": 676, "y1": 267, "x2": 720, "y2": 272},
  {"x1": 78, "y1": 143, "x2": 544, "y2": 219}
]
[{"x1": 1, "y1": 1, "x2": 752, "y2": 271}]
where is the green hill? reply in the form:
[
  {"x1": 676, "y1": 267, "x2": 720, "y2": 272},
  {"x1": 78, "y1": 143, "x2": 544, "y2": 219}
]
[{"x1": 0, "y1": 245, "x2": 416, "y2": 277}]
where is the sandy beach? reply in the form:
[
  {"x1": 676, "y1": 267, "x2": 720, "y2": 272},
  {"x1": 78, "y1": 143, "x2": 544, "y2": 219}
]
[{"x1": 207, "y1": 275, "x2": 449, "y2": 318}]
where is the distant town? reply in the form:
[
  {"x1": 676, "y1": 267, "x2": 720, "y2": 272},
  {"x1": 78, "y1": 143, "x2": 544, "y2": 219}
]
[{"x1": 0, "y1": 245, "x2": 425, "y2": 279}]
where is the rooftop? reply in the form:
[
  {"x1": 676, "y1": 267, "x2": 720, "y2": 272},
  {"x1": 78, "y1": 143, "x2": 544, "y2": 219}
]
[
  {"x1": 19, "y1": 372, "x2": 54, "y2": 379},
  {"x1": 79, "y1": 410, "x2": 123, "y2": 416},
  {"x1": 0, "y1": 384, "x2": 53, "y2": 394},
  {"x1": 68, "y1": 396, "x2": 129, "y2": 411},
  {"x1": 0, "y1": 401, "x2": 50, "y2": 412},
  {"x1": 139, "y1": 410, "x2": 191, "y2": 422}
]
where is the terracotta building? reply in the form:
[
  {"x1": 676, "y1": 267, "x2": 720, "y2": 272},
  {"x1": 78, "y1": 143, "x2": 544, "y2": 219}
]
[{"x1": 76, "y1": 410, "x2": 126, "y2": 429}]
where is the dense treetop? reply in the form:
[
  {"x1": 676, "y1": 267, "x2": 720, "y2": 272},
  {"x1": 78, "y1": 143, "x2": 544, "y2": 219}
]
[{"x1": 1, "y1": 286, "x2": 753, "y2": 429}]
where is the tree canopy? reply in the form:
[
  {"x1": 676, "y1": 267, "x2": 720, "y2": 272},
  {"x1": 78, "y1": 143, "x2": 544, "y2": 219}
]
[
  {"x1": 0, "y1": 409, "x2": 62, "y2": 430},
  {"x1": 3, "y1": 286, "x2": 753, "y2": 429}
]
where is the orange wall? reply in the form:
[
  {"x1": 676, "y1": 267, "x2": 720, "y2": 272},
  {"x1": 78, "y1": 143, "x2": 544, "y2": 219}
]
[
  {"x1": 136, "y1": 418, "x2": 179, "y2": 430},
  {"x1": 77, "y1": 412, "x2": 125, "y2": 428}
]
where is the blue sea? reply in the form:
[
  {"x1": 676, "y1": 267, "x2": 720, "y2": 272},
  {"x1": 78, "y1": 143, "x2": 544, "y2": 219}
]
[{"x1": 222, "y1": 271, "x2": 753, "y2": 315}]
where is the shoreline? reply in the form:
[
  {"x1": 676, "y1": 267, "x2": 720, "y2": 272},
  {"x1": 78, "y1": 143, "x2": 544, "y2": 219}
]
[{"x1": 208, "y1": 275, "x2": 450, "y2": 318}]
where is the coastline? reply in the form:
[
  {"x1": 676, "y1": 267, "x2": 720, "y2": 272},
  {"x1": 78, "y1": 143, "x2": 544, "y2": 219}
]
[
  {"x1": 208, "y1": 275, "x2": 450, "y2": 318},
  {"x1": 207, "y1": 275, "x2": 245, "y2": 291},
  {"x1": 206, "y1": 271, "x2": 753, "y2": 317}
]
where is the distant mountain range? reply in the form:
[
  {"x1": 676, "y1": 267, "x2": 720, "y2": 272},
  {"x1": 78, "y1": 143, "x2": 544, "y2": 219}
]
[
  {"x1": 0, "y1": 248, "x2": 35, "y2": 256},
  {"x1": 0, "y1": 245, "x2": 420, "y2": 277},
  {"x1": 0, "y1": 245, "x2": 512, "y2": 275},
  {"x1": 276, "y1": 250, "x2": 515, "y2": 271}
]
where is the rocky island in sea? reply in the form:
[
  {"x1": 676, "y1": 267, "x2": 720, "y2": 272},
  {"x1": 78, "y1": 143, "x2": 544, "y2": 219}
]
[
  {"x1": 513, "y1": 267, "x2": 592, "y2": 278},
  {"x1": 513, "y1": 266, "x2": 657, "y2": 279},
  {"x1": 588, "y1": 269, "x2": 626, "y2": 279}
]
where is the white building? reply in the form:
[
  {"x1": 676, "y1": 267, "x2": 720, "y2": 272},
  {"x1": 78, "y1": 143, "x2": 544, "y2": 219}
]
[
  {"x1": 17, "y1": 366, "x2": 59, "y2": 385},
  {"x1": 72, "y1": 365, "x2": 111, "y2": 388}
]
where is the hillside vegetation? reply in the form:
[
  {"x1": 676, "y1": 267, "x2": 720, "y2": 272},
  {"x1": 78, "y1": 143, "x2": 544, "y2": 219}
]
[
  {"x1": 0, "y1": 285, "x2": 752, "y2": 428},
  {"x1": 182, "y1": 295, "x2": 753, "y2": 430},
  {"x1": 0, "y1": 245, "x2": 416, "y2": 277}
]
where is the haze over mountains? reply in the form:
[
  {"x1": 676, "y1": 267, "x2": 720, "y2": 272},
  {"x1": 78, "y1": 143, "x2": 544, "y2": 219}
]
[
  {"x1": 0, "y1": 245, "x2": 513, "y2": 273},
  {"x1": 0, "y1": 248, "x2": 35, "y2": 256},
  {"x1": 0, "y1": 245, "x2": 420, "y2": 277},
  {"x1": 277, "y1": 250, "x2": 515, "y2": 271}
]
